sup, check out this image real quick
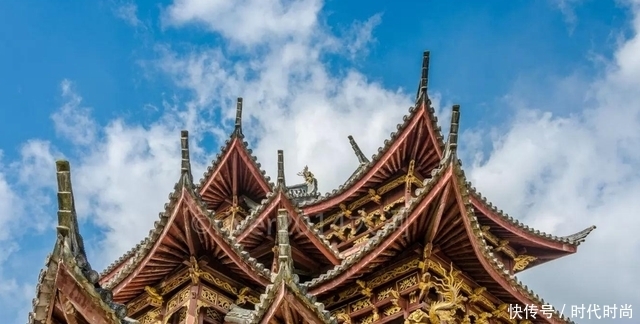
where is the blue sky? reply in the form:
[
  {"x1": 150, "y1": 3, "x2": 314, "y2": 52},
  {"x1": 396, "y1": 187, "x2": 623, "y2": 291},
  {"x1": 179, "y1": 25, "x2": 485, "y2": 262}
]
[{"x1": 1, "y1": 0, "x2": 639, "y2": 323}]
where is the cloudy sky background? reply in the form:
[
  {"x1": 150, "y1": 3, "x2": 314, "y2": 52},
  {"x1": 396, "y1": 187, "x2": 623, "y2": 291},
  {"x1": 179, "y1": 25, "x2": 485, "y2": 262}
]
[{"x1": 1, "y1": 0, "x2": 639, "y2": 322}]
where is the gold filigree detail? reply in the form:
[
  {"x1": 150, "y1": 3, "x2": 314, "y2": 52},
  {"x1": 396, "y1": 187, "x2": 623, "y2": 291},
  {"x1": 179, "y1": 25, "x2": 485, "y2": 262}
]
[
  {"x1": 476, "y1": 312, "x2": 493, "y2": 324},
  {"x1": 368, "y1": 189, "x2": 381, "y2": 204},
  {"x1": 335, "y1": 312, "x2": 352, "y2": 324},
  {"x1": 377, "y1": 287, "x2": 395, "y2": 300},
  {"x1": 427, "y1": 265, "x2": 467, "y2": 323},
  {"x1": 339, "y1": 203, "x2": 352, "y2": 219},
  {"x1": 144, "y1": 286, "x2": 163, "y2": 306},
  {"x1": 513, "y1": 255, "x2": 537, "y2": 272},
  {"x1": 404, "y1": 309, "x2": 429, "y2": 324},
  {"x1": 160, "y1": 271, "x2": 189, "y2": 295},
  {"x1": 199, "y1": 272, "x2": 238, "y2": 295},
  {"x1": 353, "y1": 234, "x2": 370, "y2": 245},
  {"x1": 200, "y1": 287, "x2": 218, "y2": 305},
  {"x1": 398, "y1": 274, "x2": 418, "y2": 291},
  {"x1": 350, "y1": 298, "x2": 371, "y2": 312}
]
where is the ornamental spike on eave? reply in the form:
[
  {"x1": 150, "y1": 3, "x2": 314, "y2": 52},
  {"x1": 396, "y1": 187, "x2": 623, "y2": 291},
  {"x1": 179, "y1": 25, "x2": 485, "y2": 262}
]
[
  {"x1": 415, "y1": 51, "x2": 430, "y2": 103},
  {"x1": 233, "y1": 97, "x2": 244, "y2": 138},
  {"x1": 55, "y1": 160, "x2": 86, "y2": 258},
  {"x1": 348, "y1": 135, "x2": 369, "y2": 164},
  {"x1": 445, "y1": 105, "x2": 461, "y2": 157},
  {"x1": 180, "y1": 130, "x2": 194, "y2": 185},
  {"x1": 277, "y1": 150, "x2": 286, "y2": 188}
]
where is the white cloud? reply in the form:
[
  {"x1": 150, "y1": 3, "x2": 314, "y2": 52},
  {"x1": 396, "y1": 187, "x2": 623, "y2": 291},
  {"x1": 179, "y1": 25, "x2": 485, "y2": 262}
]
[
  {"x1": 113, "y1": 2, "x2": 143, "y2": 27},
  {"x1": 51, "y1": 79, "x2": 98, "y2": 147},
  {"x1": 164, "y1": 0, "x2": 323, "y2": 47},
  {"x1": 467, "y1": 0, "x2": 640, "y2": 315}
]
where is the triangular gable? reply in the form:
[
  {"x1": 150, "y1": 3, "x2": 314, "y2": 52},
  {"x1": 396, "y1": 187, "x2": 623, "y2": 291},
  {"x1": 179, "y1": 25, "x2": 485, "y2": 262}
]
[
  {"x1": 197, "y1": 98, "x2": 273, "y2": 215},
  {"x1": 225, "y1": 210, "x2": 336, "y2": 324},
  {"x1": 101, "y1": 131, "x2": 272, "y2": 304},
  {"x1": 29, "y1": 161, "x2": 131, "y2": 324},
  {"x1": 234, "y1": 189, "x2": 341, "y2": 270}
]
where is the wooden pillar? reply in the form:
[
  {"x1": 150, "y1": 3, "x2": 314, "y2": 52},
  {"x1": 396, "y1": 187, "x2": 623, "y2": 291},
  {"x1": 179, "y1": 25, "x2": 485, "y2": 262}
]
[{"x1": 185, "y1": 284, "x2": 201, "y2": 324}]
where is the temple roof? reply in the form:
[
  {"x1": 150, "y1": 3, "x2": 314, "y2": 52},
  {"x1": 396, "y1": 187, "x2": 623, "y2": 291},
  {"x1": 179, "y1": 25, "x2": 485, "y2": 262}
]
[
  {"x1": 29, "y1": 161, "x2": 134, "y2": 324},
  {"x1": 100, "y1": 132, "x2": 273, "y2": 301},
  {"x1": 224, "y1": 210, "x2": 336, "y2": 324}
]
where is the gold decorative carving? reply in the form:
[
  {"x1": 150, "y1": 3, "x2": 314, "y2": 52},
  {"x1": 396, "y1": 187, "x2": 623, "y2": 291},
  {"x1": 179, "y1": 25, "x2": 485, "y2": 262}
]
[
  {"x1": 368, "y1": 189, "x2": 381, "y2": 204},
  {"x1": 398, "y1": 274, "x2": 418, "y2": 291},
  {"x1": 481, "y1": 226, "x2": 517, "y2": 258},
  {"x1": 353, "y1": 234, "x2": 370, "y2": 245},
  {"x1": 200, "y1": 287, "x2": 218, "y2": 305},
  {"x1": 404, "y1": 309, "x2": 429, "y2": 324},
  {"x1": 350, "y1": 298, "x2": 372, "y2": 312},
  {"x1": 167, "y1": 288, "x2": 190, "y2": 311},
  {"x1": 136, "y1": 308, "x2": 161, "y2": 324},
  {"x1": 328, "y1": 224, "x2": 356, "y2": 241},
  {"x1": 334, "y1": 312, "x2": 352, "y2": 324},
  {"x1": 187, "y1": 256, "x2": 205, "y2": 285},
  {"x1": 144, "y1": 286, "x2": 163, "y2": 306},
  {"x1": 199, "y1": 272, "x2": 238, "y2": 295},
  {"x1": 339, "y1": 203, "x2": 352, "y2": 219},
  {"x1": 235, "y1": 287, "x2": 252, "y2": 305},
  {"x1": 476, "y1": 312, "x2": 493, "y2": 324},
  {"x1": 383, "y1": 305, "x2": 401, "y2": 316},
  {"x1": 160, "y1": 271, "x2": 190, "y2": 295},
  {"x1": 468, "y1": 287, "x2": 486, "y2": 303},
  {"x1": 205, "y1": 308, "x2": 221, "y2": 321},
  {"x1": 408, "y1": 291, "x2": 418, "y2": 304},
  {"x1": 513, "y1": 255, "x2": 537, "y2": 272},
  {"x1": 427, "y1": 265, "x2": 467, "y2": 324},
  {"x1": 377, "y1": 287, "x2": 395, "y2": 300}
]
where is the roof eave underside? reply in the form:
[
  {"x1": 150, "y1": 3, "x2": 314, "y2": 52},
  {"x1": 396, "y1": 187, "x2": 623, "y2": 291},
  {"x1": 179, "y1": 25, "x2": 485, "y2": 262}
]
[{"x1": 103, "y1": 175, "x2": 272, "y2": 294}]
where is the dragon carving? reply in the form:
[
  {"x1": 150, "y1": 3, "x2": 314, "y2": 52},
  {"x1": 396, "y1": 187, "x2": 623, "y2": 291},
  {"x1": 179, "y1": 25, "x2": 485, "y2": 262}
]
[
  {"x1": 427, "y1": 267, "x2": 467, "y2": 323},
  {"x1": 297, "y1": 165, "x2": 318, "y2": 194}
]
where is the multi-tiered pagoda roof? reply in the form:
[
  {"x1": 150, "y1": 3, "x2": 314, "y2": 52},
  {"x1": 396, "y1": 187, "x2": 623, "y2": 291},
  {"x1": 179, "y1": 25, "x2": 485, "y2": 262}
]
[{"x1": 29, "y1": 52, "x2": 594, "y2": 324}]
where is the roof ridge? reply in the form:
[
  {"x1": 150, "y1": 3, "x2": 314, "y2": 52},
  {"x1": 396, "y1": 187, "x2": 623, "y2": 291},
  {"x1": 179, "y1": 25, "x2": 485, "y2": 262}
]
[{"x1": 466, "y1": 183, "x2": 596, "y2": 246}]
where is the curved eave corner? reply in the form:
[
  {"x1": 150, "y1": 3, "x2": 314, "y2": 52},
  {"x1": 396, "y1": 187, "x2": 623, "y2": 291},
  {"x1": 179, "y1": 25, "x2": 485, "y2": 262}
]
[
  {"x1": 467, "y1": 182, "x2": 596, "y2": 251},
  {"x1": 451, "y1": 159, "x2": 576, "y2": 324}
]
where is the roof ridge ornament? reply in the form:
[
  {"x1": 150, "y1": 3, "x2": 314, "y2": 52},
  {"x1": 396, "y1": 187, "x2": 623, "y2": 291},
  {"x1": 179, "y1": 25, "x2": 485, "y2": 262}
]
[
  {"x1": 348, "y1": 135, "x2": 369, "y2": 164},
  {"x1": 447, "y1": 105, "x2": 460, "y2": 155},
  {"x1": 277, "y1": 150, "x2": 286, "y2": 188},
  {"x1": 180, "y1": 130, "x2": 194, "y2": 185},
  {"x1": 55, "y1": 160, "x2": 86, "y2": 257},
  {"x1": 233, "y1": 98, "x2": 244, "y2": 138},
  {"x1": 415, "y1": 51, "x2": 430, "y2": 103}
]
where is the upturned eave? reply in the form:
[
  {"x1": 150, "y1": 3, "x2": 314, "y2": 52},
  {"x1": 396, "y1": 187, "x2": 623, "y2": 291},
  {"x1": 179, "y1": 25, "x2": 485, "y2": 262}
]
[{"x1": 450, "y1": 160, "x2": 575, "y2": 324}]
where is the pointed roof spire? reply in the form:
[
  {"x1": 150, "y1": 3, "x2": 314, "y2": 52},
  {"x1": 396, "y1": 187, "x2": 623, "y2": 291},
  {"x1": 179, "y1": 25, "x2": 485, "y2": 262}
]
[
  {"x1": 55, "y1": 160, "x2": 86, "y2": 257},
  {"x1": 347, "y1": 135, "x2": 369, "y2": 164},
  {"x1": 277, "y1": 150, "x2": 286, "y2": 187},
  {"x1": 276, "y1": 209, "x2": 293, "y2": 274},
  {"x1": 416, "y1": 51, "x2": 430, "y2": 103},
  {"x1": 233, "y1": 97, "x2": 244, "y2": 138},
  {"x1": 447, "y1": 105, "x2": 460, "y2": 154},
  {"x1": 181, "y1": 130, "x2": 194, "y2": 184}
]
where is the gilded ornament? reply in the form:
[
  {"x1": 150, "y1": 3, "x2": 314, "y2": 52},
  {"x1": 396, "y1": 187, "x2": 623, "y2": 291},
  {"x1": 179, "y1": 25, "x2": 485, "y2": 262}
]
[
  {"x1": 513, "y1": 255, "x2": 537, "y2": 272},
  {"x1": 144, "y1": 286, "x2": 163, "y2": 306},
  {"x1": 427, "y1": 266, "x2": 467, "y2": 323},
  {"x1": 404, "y1": 309, "x2": 430, "y2": 324}
]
